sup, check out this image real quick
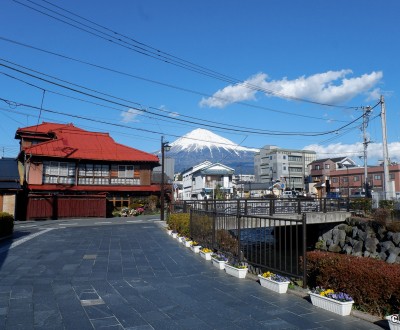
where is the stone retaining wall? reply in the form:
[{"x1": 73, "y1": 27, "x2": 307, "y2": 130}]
[{"x1": 316, "y1": 218, "x2": 400, "y2": 263}]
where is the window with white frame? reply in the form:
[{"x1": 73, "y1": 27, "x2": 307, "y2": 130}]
[
  {"x1": 78, "y1": 163, "x2": 110, "y2": 185},
  {"x1": 110, "y1": 165, "x2": 139, "y2": 185},
  {"x1": 43, "y1": 161, "x2": 75, "y2": 184}
]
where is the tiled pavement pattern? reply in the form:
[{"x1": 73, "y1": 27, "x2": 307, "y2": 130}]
[{"x1": 0, "y1": 218, "x2": 386, "y2": 329}]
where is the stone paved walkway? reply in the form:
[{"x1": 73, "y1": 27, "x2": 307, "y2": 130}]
[{"x1": 0, "y1": 217, "x2": 387, "y2": 329}]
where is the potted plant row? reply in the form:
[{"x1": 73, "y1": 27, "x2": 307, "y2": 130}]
[
  {"x1": 309, "y1": 287, "x2": 354, "y2": 316},
  {"x1": 224, "y1": 261, "x2": 248, "y2": 279},
  {"x1": 258, "y1": 271, "x2": 290, "y2": 294},
  {"x1": 211, "y1": 253, "x2": 228, "y2": 270},
  {"x1": 199, "y1": 248, "x2": 213, "y2": 260},
  {"x1": 190, "y1": 241, "x2": 202, "y2": 253}
]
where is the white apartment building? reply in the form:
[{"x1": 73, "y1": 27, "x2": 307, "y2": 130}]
[
  {"x1": 181, "y1": 161, "x2": 234, "y2": 200},
  {"x1": 254, "y1": 145, "x2": 316, "y2": 191}
]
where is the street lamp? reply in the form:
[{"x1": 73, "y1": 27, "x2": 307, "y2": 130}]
[{"x1": 160, "y1": 136, "x2": 171, "y2": 221}]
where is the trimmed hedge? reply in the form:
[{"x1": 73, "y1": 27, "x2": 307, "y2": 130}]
[
  {"x1": 307, "y1": 250, "x2": 400, "y2": 317},
  {"x1": 0, "y1": 211, "x2": 14, "y2": 238},
  {"x1": 168, "y1": 213, "x2": 190, "y2": 237}
]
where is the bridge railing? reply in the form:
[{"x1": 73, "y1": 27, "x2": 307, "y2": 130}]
[
  {"x1": 190, "y1": 208, "x2": 307, "y2": 286},
  {"x1": 175, "y1": 197, "x2": 350, "y2": 215}
]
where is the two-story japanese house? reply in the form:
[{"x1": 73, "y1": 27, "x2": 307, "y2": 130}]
[{"x1": 15, "y1": 122, "x2": 161, "y2": 220}]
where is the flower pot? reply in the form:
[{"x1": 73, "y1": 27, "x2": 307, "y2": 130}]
[
  {"x1": 386, "y1": 315, "x2": 400, "y2": 330},
  {"x1": 191, "y1": 245, "x2": 202, "y2": 253},
  {"x1": 309, "y1": 292, "x2": 354, "y2": 316},
  {"x1": 258, "y1": 275, "x2": 290, "y2": 294},
  {"x1": 167, "y1": 229, "x2": 173, "y2": 235},
  {"x1": 184, "y1": 240, "x2": 192, "y2": 248},
  {"x1": 224, "y1": 264, "x2": 248, "y2": 279},
  {"x1": 211, "y1": 257, "x2": 226, "y2": 270},
  {"x1": 199, "y1": 250, "x2": 212, "y2": 260},
  {"x1": 171, "y1": 232, "x2": 178, "y2": 238}
]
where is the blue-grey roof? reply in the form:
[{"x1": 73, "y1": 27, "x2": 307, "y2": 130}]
[{"x1": 0, "y1": 158, "x2": 21, "y2": 190}]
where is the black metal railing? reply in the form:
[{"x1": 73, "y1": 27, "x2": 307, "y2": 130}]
[
  {"x1": 175, "y1": 197, "x2": 351, "y2": 215},
  {"x1": 190, "y1": 208, "x2": 307, "y2": 286}
]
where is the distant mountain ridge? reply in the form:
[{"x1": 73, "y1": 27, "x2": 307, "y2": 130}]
[{"x1": 162, "y1": 128, "x2": 259, "y2": 174}]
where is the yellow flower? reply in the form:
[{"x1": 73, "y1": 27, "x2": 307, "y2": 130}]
[
  {"x1": 262, "y1": 271, "x2": 274, "y2": 278},
  {"x1": 201, "y1": 248, "x2": 212, "y2": 253},
  {"x1": 320, "y1": 289, "x2": 334, "y2": 296}
]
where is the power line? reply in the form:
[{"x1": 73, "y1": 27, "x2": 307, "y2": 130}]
[
  {"x1": 0, "y1": 37, "x2": 351, "y2": 123},
  {"x1": 13, "y1": 0, "x2": 360, "y2": 109},
  {"x1": 1, "y1": 60, "x2": 364, "y2": 136}
]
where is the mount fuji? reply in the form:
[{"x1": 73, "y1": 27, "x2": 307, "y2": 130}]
[{"x1": 162, "y1": 128, "x2": 259, "y2": 174}]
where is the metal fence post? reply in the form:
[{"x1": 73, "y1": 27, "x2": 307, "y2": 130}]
[
  {"x1": 302, "y1": 213, "x2": 307, "y2": 289},
  {"x1": 212, "y1": 208, "x2": 216, "y2": 250},
  {"x1": 189, "y1": 208, "x2": 193, "y2": 237},
  {"x1": 269, "y1": 199, "x2": 274, "y2": 216},
  {"x1": 297, "y1": 200, "x2": 301, "y2": 214},
  {"x1": 323, "y1": 198, "x2": 327, "y2": 213},
  {"x1": 183, "y1": 201, "x2": 187, "y2": 213},
  {"x1": 237, "y1": 214, "x2": 241, "y2": 262}
]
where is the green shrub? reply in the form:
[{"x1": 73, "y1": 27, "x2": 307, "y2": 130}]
[
  {"x1": 168, "y1": 213, "x2": 190, "y2": 237},
  {"x1": 350, "y1": 198, "x2": 372, "y2": 214},
  {"x1": 0, "y1": 211, "x2": 14, "y2": 238},
  {"x1": 189, "y1": 214, "x2": 212, "y2": 247},
  {"x1": 307, "y1": 251, "x2": 400, "y2": 317}
]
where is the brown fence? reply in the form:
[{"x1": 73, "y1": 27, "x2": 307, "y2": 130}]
[{"x1": 26, "y1": 194, "x2": 106, "y2": 220}]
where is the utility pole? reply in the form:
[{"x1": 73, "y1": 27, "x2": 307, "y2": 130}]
[
  {"x1": 380, "y1": 95, "x2": 391, "y2": 199},
  {"x1": 362, "y1": 106, "x2": 372, "y2": 196}
]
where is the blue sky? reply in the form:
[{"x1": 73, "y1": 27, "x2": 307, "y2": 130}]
[{"x1": 1, "y1": 0, "x2": 400, "y2": 165}]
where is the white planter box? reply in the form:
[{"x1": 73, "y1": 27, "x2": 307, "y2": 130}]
[
  {"x1": 224, "y1": 264, "x2": 248, "y2": 279},
  {"x1": 386, "y1": 315, "x2": 400, "y2": 330},
  {"x1": 309, "y1": 292, "x2": 354, "y2": 316},
  {"x1": 171, "y1": 232, "x2": 178, "y2": 238},
  {"x1": 178, "y1": 236, "x2": 184, "y2": 243},
  {"x1": 167, "y1": 229, "x2": 173, "y2": 235},
  {"x1": 199, "y1": 251, "x2": 212, "y2": 260},
  {"x1": 184, "y1": 240, "x2": 192, "y2": 248},
  {"x1": 211, "y1": 257, "x2": 226, "y2": 270},
  {"x1": 258, "y1": 275, "x2": 290, "y2": 294},
  {"x1": 191, "y1": 245, "x2": 201, "y2": 253}
]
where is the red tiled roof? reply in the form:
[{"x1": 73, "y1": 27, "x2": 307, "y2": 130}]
[
  {"x1": 20, "y1": 122, "x2": 159, "y2": 163},
  {"x1": 17, "y1": 122, "x2": 83, "y2": 135}
]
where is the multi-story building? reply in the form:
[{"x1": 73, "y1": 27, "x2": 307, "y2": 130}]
[
  {"x1": 254, "y1": 145, "x2": 316, "y2": 191},
  {"x1": 15, "y1": 122, "x2": 161, "y2": 219},
  {"x1": 181, "y1": 161, "x2": 234, "y2": 200},
  {"x1": 308, "y1": 157, "x2": 357, "y2": 196},
  {"x1": 329, "y1": 164, "x2": 400, "y2": 197}
]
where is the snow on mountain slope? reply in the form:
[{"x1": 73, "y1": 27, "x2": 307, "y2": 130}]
[
  {"x1": 163, "y1": 129, "x2": 259, "y2": 174},
  {"x1": 169, "y1": 128, "x2": 259, "y2": 155}
]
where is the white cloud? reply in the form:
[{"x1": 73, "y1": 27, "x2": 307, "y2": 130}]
[
  {"x1": 169, "y1": 112, "x2": 180, "y2": 117},
  {"x1": 199, "y1": 73, "x2": 267, "y2": 108},
  {"x1": 304, "y1": 142, "x2": 400, "y2": 164},
  {"x1": 121, "y1": 108, "x2": 142, "y2": 123},
  {"x1": 200, "y1": 70, "x2": 383, "y2": 108}
]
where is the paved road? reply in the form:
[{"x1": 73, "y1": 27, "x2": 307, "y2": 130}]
[{"x1": 0, "y1": 217, "x2": 386, "y2": 329}]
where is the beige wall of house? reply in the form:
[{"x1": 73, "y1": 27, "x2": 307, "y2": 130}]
[
  {"x1": 28, "y1": 163, "x2": 43, "y2": 184},
  {"x1": 1, "y1": 194, "x2": 16, "y2": 215}
]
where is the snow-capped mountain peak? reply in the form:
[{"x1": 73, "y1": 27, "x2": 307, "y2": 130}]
[{"x1": 170, "y1": 128, "x2": 258, "y2": 154}]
